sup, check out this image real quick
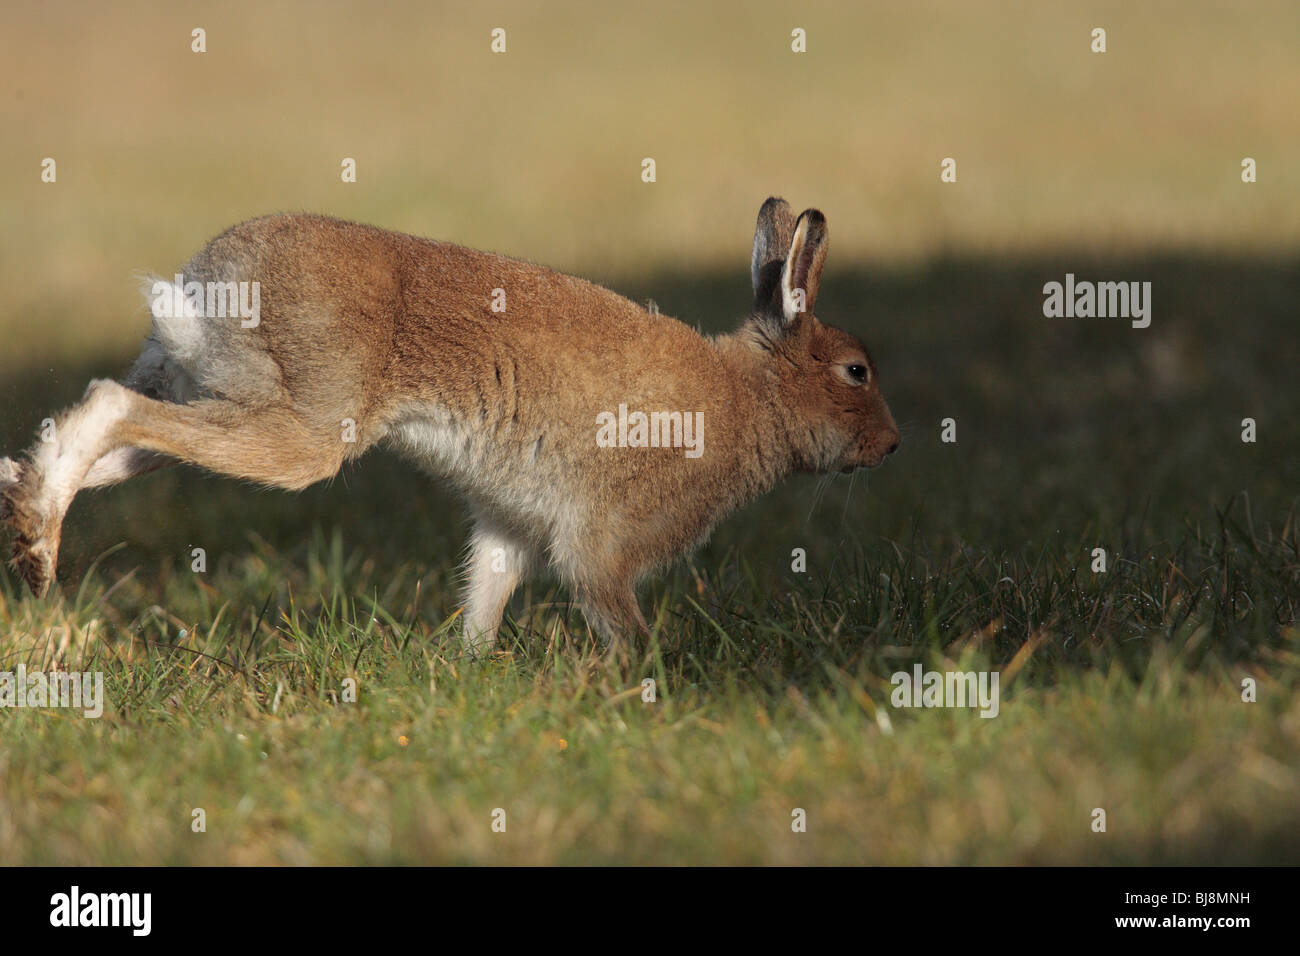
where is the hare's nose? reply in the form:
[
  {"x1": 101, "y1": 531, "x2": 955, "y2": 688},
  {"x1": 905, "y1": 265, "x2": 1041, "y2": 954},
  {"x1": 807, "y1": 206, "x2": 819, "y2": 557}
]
[{"x1": 887, "y1": 439, "x2": 900, "y2": 455}]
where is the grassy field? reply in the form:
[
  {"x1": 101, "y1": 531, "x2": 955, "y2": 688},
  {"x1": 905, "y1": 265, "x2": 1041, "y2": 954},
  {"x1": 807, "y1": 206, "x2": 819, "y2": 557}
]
[
  {"x1": 2, "y1": 256, "x2": 1298, "y2": 864},
  {"x1": 2, "y1": 2, "x2": 1298, "y2": 864}
]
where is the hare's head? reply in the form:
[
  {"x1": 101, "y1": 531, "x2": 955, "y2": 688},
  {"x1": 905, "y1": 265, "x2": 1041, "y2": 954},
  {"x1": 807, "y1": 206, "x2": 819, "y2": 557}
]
[{"x1": 744, "y1": 197, "x2": 900, "y2": 473}]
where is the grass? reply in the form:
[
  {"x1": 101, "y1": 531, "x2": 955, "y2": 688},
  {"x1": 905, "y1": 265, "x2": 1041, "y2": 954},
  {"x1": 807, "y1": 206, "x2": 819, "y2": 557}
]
[
  {"x1": 1, "y1": 522, "x2": 1297, "y2": 864},
  {"x1": 2, "y1": 257, "x2": 1298, "y2": 864}
]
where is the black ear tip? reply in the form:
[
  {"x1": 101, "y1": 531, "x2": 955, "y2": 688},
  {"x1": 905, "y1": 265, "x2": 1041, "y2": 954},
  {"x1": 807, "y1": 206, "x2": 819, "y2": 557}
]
[
  {"x1": 759, "y1": 196, "x2": 790, "y2": 216},
  {"x1": 796, "y1": 209, "x2": 828, "y2": 244}
]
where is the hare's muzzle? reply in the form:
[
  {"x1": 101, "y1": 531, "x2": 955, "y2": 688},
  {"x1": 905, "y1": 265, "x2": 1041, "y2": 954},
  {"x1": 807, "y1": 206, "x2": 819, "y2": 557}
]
[{"x1": 852, "y1": 434, "x2": 900, "y2": 471}]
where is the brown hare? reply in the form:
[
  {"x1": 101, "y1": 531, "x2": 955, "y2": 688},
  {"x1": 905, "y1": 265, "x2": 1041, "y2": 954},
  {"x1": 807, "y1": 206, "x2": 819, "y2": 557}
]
[{"x1": 1, "y1": 197, "x2": 899, "y2": 648}]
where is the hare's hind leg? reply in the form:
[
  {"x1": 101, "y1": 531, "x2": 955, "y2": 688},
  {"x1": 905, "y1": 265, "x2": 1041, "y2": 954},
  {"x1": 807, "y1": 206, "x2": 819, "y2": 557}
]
[
  {"x1": 3, "y1": 379, "x2": 147, "y2": 595},
  {"x1": 0, "y1": 457, "x2": 22, "y2": 494},
  {"x1": 0, "y1": 447, "x2": 169, "y2": 595},
  {"x1": 0, "y1": 458, "x2": 23, "y2": 515},
  {"x1": 80, "y1": 448, "x2": 170, "y2": 488},
  {"x1": 5, "y1": 378, "x2": 347, "y2": 595},
  {"x1": 68, "y1": 337, "x2": 191, "y2": 491},
  {"x1": 1, "y1": 336, "x2": 189, "y2": 594},
  {"x1": 105, "y1": 383, "x2": 351, "y2": 493}
]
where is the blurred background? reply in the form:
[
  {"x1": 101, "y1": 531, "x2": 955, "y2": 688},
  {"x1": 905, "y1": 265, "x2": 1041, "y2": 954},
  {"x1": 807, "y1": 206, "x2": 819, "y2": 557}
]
[{"x1": 3, "y1": 0, "x2": 1297, "y2": 360}]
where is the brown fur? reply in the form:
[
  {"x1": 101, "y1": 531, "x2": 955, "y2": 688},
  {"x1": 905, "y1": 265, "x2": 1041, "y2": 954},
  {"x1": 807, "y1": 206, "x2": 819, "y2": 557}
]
[{"x1": 1, "y1": 198, "x2": 898, "y2": 649}]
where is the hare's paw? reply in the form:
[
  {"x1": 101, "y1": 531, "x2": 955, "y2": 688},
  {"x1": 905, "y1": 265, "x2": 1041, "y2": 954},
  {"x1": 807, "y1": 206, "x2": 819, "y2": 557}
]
[
  {"x1": 2, "y1": 462, "x2": 59, "y2": 596},
  {"x1": 0, "y1": 457, "x2": 22, "y2": 515},
  {"x1": 10, "y1": 536, "x2": 58, "y2": 598}
]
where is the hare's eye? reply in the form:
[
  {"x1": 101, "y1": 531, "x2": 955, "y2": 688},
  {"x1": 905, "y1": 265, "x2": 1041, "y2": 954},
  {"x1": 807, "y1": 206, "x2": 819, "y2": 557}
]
[{"x1": 847, "y1": 363, "x2": 869, "y2": 384}]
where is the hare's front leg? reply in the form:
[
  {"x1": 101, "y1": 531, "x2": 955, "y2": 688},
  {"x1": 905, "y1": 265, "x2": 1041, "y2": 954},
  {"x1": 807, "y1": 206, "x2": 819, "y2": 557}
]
[
  {"x1": 574, "y1": 577, "x2": 650, "y2": 652},
  {"x1": 460, "y1": 518, "x2": 532, "y2": 650},
  {"x1": 551, "y1": 533, "x2": 651, "y2": 651}
]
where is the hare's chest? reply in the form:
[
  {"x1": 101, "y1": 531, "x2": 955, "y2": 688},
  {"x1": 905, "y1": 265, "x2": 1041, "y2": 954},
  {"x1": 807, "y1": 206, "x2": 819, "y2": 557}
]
[
  {"x1": 386, "y1": 412, "x2": 484, "y2": 477},
  {"x1": 384, "y1": 410, "x2": 568, "y2": 509}
]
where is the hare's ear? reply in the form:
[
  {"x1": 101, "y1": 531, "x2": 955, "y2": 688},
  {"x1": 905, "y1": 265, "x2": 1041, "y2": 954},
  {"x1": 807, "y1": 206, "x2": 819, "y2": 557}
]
[
  {"x1": 778, "y1": 209, "x2": 828, "y2": 326},
  {"x1": 751, "y1": 197, "x2": 796, "y2": 313}
]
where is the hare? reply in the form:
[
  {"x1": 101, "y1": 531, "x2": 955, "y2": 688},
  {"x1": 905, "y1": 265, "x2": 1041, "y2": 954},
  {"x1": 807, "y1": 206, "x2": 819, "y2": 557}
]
[{"x1": 1, "y1": 197, "x2": 898, "y2": 648}]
